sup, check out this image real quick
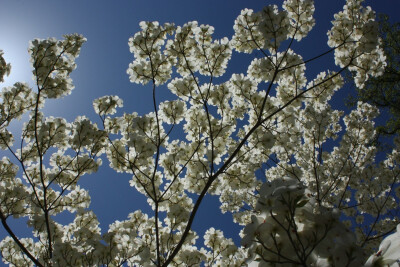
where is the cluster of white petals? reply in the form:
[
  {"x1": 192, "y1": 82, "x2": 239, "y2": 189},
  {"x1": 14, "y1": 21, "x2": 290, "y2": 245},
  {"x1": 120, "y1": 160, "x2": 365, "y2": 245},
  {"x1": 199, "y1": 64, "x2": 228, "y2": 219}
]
[
  {"x1": 29, "y1": 34, "x2": 86, "y2": 98},
  {"x1": 365, "y1": 224, "x2": 400, "y2": 266},
  {"x1": 0, "y1": 50, "x2": 11, "y2": 83},
  {"x1": 232, "y1": 0, "x2": 314, "y2": 54},
  {"x1": 283, "y1": 0, "x2": 315, "y2": 41},
  {"x1": 164, "y1": 21, "x2": 232, "y2": 79},
  {"x1": 159, "y1": 100, "x2": 186, "y2": 124},
  {"x1": 231, "y1": 7, "x2": 288, "y2": 54},
  {"x1": 327, "y1": 0, "x2": 386, "y2": 88},
  {"x1": 203, "y1": 228, "x2": 247, "y2": 266},
  {"x1": 127, "y1": 21, "x2": 176, "y2": 86},
  {"x1": 0, "y1": 82, "x2": 36, "y2": 129},
  {"x1": 93, "y1": 95, "x2": 123, "y2": 116},
  {"x1": 242, "y1": 177, "x2": 365, "y2": 265}
]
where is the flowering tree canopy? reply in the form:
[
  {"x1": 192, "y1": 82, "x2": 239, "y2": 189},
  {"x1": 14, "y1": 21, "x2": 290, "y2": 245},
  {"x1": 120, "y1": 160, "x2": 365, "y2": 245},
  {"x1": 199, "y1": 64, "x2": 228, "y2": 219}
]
[
  {"x1": 0, "y1": 0, "x2": 399, "y2": 266},
  {"x1": 347, "y1": 13, "x2": 400, "y2": 143}
]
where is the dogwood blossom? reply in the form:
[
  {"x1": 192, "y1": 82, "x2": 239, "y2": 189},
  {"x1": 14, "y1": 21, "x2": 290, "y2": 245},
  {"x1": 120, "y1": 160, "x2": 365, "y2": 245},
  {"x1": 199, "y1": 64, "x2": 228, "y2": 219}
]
[
  {"x1": 0, "y1": 50, "x2": 11, "y2": 83},
  {"x1": 365, "y1": 224, "x2": 400, "y2": 266},
  {"x1": 29, "y1": 34, "x2": 86, "y2": 98},
  {"x1": 93, "y1": 95, "x2": 123, "y2": 116}
]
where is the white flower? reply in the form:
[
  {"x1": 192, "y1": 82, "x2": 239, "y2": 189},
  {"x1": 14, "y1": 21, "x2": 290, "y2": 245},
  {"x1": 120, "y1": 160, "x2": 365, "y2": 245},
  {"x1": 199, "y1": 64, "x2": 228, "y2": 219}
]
[
  {"x1": 365, "y1": 224, "x2": 400, "y2": 267},
  {"x1": 93, "y1": 95, "x2": 123, "y2": 115},
  {"x1": 0, "y1": 50, "x2": 11, "y2": 83}
]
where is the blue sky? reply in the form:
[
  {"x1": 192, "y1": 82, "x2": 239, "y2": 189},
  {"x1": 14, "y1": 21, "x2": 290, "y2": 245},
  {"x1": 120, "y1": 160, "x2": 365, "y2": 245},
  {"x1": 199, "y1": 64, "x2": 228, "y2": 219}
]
[{"x1": 0, "y1": 0, "x2": 400, "y2": 264}]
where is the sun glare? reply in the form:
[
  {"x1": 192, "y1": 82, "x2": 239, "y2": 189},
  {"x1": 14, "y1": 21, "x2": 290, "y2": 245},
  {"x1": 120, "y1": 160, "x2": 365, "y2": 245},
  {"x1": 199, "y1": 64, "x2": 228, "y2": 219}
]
[{"x1": 0, "y1": 30, "x2": 34, "y2": 88}]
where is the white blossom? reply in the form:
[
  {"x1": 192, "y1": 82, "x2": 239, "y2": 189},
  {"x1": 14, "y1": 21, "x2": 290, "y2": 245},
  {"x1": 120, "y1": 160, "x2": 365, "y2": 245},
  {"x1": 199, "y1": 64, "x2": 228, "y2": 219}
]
[
  {"x1": 0, "y1": 50, "x2": 11, "y2": 83},
  {"x1": 365, "y1": 224, "x2": 400, "y2": 267}
]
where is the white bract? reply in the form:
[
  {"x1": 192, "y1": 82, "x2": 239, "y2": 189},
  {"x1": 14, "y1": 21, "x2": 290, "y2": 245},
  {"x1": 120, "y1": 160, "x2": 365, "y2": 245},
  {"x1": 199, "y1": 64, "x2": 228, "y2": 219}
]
[
  {"x1": 0, "y1": 0, "x2": 399, "y2": 266},
  {"x1": 365, "y1": 224, "x2": 400, "y2": 267},
  {"x1": 0, "y1": 50, "x2": 11, "y2": 83}
]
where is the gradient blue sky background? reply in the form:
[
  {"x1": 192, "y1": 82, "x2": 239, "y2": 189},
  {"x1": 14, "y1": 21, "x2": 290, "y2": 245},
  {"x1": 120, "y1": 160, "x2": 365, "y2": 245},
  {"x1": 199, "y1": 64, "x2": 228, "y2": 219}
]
[{"x1": 0, "y1": 0, "x2": 400, "y2": 264}]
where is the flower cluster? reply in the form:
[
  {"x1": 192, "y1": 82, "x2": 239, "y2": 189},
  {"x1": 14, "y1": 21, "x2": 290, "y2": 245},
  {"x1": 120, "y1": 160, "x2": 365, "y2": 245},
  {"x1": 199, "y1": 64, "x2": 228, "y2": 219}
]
[
  {"x1": 231, "y1": 6, "x2": 288, "y2": 54},
  {"x1": 327, "y1": 0, "x2": 386, "y2": 88},
  {"x1": 29, "y1": 34, "x2": 86, "y2": 98},
  {"x1": 93, "y1": 95, "x2": 123, "y2": 116},
  {"x1": 283, "y1": 0, "x2": 315, "y2": 41},
  {"x1": 0, "y1": 82, "x2": 36, "y2": 129},
  {"x1": 165, "y1": 21, "x2": 232, "y2": 78},
  {"x1": 203, "y1": 228, "x2": 247, "y2": 266},
  {"x1": 127, "y1": 21, "x2": 176, "y2": 85},
  {"x1": 232, "y1": 0, "x2": 315, "y2": 54},
  {"x1": 365, "y1": 224, "x2": 400, "y2": 266},
  {"x1": 242, "y1": 177, "x2": 365, "y2": 265},
  {"x1": 0, "y1": 50, "x2": 11, "y2": 83}
]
